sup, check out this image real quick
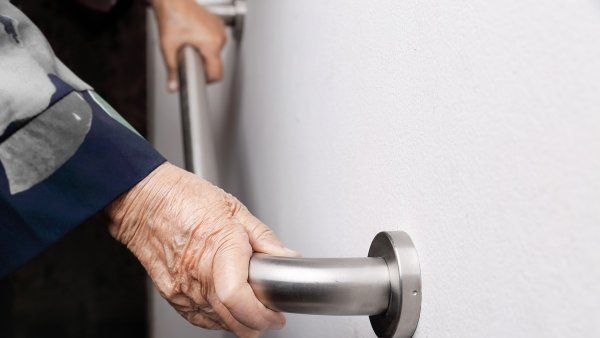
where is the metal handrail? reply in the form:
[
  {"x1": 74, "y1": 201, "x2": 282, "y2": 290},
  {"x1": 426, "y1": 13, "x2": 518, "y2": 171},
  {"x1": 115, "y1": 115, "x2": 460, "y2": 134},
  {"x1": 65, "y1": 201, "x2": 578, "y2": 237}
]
[
  {"x1": 177, "y1": 45, "x2": 218, "y2": 182},
  {"x1": 249, "y1": 231, "x2": 422, "y2": 338},
  {"x1": 176, "y1": 2, "x2": 422, "y2": 337}
]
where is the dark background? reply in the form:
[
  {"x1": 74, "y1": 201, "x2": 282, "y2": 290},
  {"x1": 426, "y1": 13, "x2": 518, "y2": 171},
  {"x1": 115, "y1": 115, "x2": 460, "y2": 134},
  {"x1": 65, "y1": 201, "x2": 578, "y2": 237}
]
[{"x1": 0, "y1": 1, "x2": 149, "y2": 337}]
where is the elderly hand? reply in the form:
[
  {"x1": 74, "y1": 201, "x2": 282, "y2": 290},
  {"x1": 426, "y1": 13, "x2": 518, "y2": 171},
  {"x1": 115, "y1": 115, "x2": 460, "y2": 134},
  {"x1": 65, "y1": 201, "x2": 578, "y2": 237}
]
[
  {"x1": 107, "y1": 163, "x2": 298, "y2": 337},
  {"x1": 151, "y1": 0, "x2": 227, "y2": 91}
]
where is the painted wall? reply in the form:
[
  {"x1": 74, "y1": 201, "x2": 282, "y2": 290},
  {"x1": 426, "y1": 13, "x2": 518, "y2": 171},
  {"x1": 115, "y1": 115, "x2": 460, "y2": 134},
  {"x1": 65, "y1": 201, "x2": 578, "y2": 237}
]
[
  {"x1": 149, "y1": 1, "x2": 600, "y2": 337},
  {"x1": 226, "y1": 1, "x2": 600, "y2": 337}
]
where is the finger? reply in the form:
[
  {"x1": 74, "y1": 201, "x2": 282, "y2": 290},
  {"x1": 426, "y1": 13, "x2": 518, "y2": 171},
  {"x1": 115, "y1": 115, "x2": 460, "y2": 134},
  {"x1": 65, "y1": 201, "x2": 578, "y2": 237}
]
[
  {"x1": 212, "y1": 231, "x2": 286, "y2": 331},
  {"x1": 160, "y1": 39, "x2": 179, "y2": 92},
  {"x1": 198, "y1": 47, "x2": 223, "y2": 83},
  {"x1": 209, "y1": 294, "x2": 262, "y2": 338},
  {"x1": 179, "y1": 277, "x2": 217, "y2": 321},
  {"x1": 179, "y1": 310, "x2": 222, "y2": 330},
  {"x1": 234, "y1": 207, "x2": 300, "y2": 257}
]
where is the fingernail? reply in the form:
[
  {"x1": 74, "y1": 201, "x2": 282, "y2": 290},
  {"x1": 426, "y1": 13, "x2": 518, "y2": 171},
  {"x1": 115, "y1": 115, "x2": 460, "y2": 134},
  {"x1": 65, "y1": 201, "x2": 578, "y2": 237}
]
[{"x1": 168, "y1": 80, "x2": 178, "y2": 92}]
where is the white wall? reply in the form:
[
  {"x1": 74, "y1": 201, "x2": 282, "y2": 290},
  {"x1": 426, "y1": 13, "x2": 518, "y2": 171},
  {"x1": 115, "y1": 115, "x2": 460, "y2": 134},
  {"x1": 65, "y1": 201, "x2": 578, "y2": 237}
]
[
  {"x1": 222, "y1": 1, "x2": 600, "y2": 337},
  {"x1": 149, "y1": 1, "x2": 600, "y2": 337}
]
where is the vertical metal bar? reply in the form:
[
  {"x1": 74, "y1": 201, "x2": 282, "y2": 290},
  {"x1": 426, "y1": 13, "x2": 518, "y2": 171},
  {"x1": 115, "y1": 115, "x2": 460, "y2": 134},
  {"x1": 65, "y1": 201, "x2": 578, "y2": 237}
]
[{"x1": 177, "y1": 45, "x2": 218, "y2": 182}]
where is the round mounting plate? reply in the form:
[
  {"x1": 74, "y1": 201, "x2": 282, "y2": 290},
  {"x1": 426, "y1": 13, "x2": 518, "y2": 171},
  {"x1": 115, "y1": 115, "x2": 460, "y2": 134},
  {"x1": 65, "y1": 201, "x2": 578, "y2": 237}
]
[{"x1": 368, "y1": 231, "x2": 421, "y2": 338}]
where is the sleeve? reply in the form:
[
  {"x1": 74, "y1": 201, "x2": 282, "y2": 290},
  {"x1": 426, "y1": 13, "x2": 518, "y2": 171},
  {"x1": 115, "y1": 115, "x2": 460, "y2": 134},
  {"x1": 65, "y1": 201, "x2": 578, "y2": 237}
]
[{"x1": 0, "y1": 1, "x2": 166, "y2": 277}]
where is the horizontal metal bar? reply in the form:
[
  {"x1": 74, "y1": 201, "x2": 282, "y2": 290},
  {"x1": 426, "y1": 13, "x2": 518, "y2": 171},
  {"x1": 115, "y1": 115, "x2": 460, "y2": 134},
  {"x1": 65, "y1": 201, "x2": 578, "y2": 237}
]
[
  {"x1": 249, "y1": 255, "x2": 391, "y2": 316},
  {"x1": 248, "y1": 231, "x2": 422, "y2": 338}
]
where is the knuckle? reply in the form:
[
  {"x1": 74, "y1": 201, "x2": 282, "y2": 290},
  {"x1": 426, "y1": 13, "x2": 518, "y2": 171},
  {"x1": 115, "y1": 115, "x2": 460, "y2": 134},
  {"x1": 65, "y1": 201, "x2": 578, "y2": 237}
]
[
  {"x1": 226, "y1": 196, "x2": 244, "y2": 214},
  {"x1": 208, "y1": 32, "x2": 226, "y2": 47}
]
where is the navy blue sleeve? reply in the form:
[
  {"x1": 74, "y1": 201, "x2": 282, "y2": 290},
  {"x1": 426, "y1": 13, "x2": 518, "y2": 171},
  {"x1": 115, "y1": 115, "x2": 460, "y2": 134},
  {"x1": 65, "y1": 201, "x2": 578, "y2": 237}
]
[{"x1": 0, "y1": 86, "x2": 165, "y2": 277}]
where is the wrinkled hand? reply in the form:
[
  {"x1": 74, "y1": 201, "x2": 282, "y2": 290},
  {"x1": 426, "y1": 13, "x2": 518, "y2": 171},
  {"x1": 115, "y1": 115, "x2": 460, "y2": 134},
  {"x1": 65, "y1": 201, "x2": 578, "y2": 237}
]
[
  {"x1": 107, "y1": 163, "x2": 298, "y2": 337},
  {"x1": 152, "y1": 0, "x2": 226, "y2": 90}
]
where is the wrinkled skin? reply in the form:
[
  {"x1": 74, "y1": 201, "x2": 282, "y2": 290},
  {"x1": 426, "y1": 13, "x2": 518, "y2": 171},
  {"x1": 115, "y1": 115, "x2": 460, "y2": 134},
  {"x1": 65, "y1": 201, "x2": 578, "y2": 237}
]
[
  {"x1": 107, "y1": 163, "x2": 298, "y2": 337},
  {"x1": 151, "y1": 0, "x2": 226, "y2": 90}
]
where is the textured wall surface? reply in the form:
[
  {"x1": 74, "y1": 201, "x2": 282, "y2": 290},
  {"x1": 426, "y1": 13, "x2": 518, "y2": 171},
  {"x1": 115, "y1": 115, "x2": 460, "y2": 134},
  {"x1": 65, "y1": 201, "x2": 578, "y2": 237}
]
[
  {"x1": 226, "y1": 1, "x2": 600, "y2": 337},
  {"x1": 149, "y1": 1, "x2": 600, "y2": 337}
]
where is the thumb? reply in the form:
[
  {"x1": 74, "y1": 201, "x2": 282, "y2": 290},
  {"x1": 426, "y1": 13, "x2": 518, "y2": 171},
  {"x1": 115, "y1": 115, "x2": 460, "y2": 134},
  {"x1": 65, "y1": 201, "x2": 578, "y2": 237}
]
[{"x1": 234, "y1": 207, "x2": 300, "y2": 258}]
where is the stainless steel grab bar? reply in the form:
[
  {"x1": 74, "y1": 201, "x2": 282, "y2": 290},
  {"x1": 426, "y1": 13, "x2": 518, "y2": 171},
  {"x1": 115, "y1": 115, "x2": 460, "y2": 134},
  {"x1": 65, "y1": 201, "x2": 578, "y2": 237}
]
[
  {"x1": 249, "y1": 256, "x2": 391, "y2": 316},
  {"x1": 177, "y1": 3, "x2": 422, "y2": 337},
  {"x1": 178, "y1": 45, "x2": 218, "y2": 182},
  {"x1": 249, "y1": 231, "x2": 422, "y2": 338}
]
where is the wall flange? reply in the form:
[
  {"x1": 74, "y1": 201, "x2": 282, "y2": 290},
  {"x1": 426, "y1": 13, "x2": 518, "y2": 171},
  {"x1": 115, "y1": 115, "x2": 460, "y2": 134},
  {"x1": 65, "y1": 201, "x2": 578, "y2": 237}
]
[{"x1": 369, "y1": 231, "x2": 422, "y2": 338}]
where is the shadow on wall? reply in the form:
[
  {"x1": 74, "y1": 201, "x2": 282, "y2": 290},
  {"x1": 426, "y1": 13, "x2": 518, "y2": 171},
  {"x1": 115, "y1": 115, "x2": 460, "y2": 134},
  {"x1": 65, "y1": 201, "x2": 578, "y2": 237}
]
[{"x1": 0, "y1": 1, "x2": 148, "y2": 338}]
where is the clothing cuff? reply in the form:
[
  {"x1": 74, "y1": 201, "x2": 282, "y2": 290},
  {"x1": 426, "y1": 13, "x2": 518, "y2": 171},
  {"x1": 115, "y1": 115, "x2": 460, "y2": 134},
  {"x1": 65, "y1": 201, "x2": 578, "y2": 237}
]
[{"x1": 0, "y1": 90, "x2": 165, "y2": 277}]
